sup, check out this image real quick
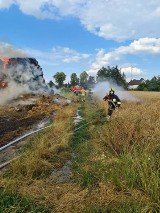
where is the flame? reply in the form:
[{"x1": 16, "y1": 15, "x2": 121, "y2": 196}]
[
  {"x1": 2, "y1": 57, "x2": 10, "y2": 70},
  {"x1": 0, "y1": 80, "x2": 7, "y2": 88},
  {"x1": 0, "y1": 58, "x2": 9, "y2": 88}
]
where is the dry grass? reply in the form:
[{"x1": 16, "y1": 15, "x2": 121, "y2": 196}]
[
  {"x1": 0, "y1": 103, "x2": 80, "y2": 211},
  {"x1": 85, "y1": 91, "x2": 160, "y2": 210},
  {"x1": 0, "y1": 91, "x2": 160, "y2": 213}
]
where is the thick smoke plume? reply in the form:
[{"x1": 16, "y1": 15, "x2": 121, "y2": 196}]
[
  {"x1": 0, "y1": 58, "x2": 53, "y2": 105},
  {"x1": 0, "y1": 82, "x2": 30, "y2": 105},
  {"x1": 0, "y1": 42, "x2": 54, "y2": 105},
  {"x1": 92, "y1": 81, "x2": 139, "y2": 102}
]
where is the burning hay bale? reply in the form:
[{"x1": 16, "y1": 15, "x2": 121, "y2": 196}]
[{"x1": 0, "y1": 57, "x2": 54, "y2": 105}]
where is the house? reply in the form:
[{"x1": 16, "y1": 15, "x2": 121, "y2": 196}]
[{"x1": 128, "y1": 78, "x2": 145, "y2": 89}]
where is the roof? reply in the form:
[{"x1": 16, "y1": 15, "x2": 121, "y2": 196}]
[{"x1": 128, "y1": 78, "x2": 144, "y2": 86}]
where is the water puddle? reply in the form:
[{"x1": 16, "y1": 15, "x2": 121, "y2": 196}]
[{"x1": 73, "y1": 109, "x2": 83, "y2": 125}]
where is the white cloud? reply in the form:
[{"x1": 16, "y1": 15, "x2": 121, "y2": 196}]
[
  {"x1": 1, "y1": 1, "x2": 160, "y2": 40},
  {"x1": 107, "y1": 37, "x2": 160, "y2": 59},
  {"x1": 86, "y1": 37, "x2": 160, "y2": 76},
  {"x1": 121, "y1": 67, "x2": 142, "y2": 75},
  {"x1": 50, "y1": 46, "x2": 90, "y2": 63},
  {"x1": 0, "y1": 0, "x2": 14, "y2": 9},
  {"x1": 0, "y1": 42, "x2": 90, "y2": 66}
]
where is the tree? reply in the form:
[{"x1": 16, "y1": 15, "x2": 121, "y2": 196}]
[
  {"x1": 70, "y1": 73, "x2": 79, "y2": 86},
  {"x1": 79, "y1": 71, "x2": 88, "y2": 88},
  {"x1": 96, "y1": 66, "x2": 127, "y2": 88},
  {"x1": 137, "y1": 76, "x2": 160, "y2": 91},
  {"x1": 96, "y1": 67, "x2": 108, "y2": 81},
  {"x1": 48, "y1": 80, "x2": 54, "y2": 88},
  {"x1": 53, "y1": 72, "x2": 66, "y2": 88},
  {"x1": 111, "y1": 66, "x2": 127, "y2": 88},
  {"x1": 88, "y1": 76, "x2": 95, "y2": 87}
]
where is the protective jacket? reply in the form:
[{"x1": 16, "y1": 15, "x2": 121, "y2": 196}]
[
  {"x1": 103, "y1": 93, "x2": 121, "y2": 107},
  {"x1": 81, "y1": 89, "x2": 86, "y2": 96}
]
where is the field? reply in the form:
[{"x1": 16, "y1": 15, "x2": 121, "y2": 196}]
[{"x1": 0, "y1": 91, "x2": 160, "y2": 213}]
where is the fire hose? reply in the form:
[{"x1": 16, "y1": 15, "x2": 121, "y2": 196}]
[
  {"x1": 0, "y1": 125, "x2": 53, "y2": 169},
  {"x1": 0, "y1": 125, "x2": 52, "y2": 152}
]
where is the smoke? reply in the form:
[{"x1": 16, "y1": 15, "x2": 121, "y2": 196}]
[
  {"x1": 0, "y1": 42, "x2": 27, "y2": 58},
  {"x1": 92, "y1": 81, "x2": 139, "y2": 102},
  {"x1": 52, "y1": 87, "x2": 61, "y2": 95},
  {"x1": 0, "y1": 81, "x2": 30, "y2": 105},
  {"x1": 0, "y1": 43, "x2": 55, "y2": 105},
  {"x1": 0, "y1": 59, "x2": 54, "y2": 105},
  {"x1": 4, "y1": 63, "x2": 52, "y2": 94}
]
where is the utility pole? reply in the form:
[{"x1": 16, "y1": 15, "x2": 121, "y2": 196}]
[{"x1": 131, "y1": 66, "x2": 133, "y2": 81}]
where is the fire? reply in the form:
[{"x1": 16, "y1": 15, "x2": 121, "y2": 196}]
[
  {"x1": 0, "y1": 57, "x2": 50, "y2": 94},
  {"x1": 0, "y1": 80, "x2": 7, "y2": 88},
  {"x1": 2, "y1": 57, "x2": 10, "y2": 70},
  {"x1": 0, "y1": 58, "x2": 8, "y2": 88}
]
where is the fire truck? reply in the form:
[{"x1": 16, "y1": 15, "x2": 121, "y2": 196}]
[{"x1": 70, "y1": 85, "x2": 84, "y2": 92}]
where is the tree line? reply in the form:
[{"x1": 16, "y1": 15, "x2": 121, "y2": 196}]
[
  {"x1": 48, "y1": 66, "x2": 160, "y2": 91},
  {"x1": 48, "y1": 66, "x2": 128, "y2": 89},
  {"x1": 136, "y1": 76, "x2": 160, "y2": 91}
]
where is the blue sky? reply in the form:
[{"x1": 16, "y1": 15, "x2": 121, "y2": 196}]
[{"x1": 0, "y1": 1, "x2": 160, "y2": 83}]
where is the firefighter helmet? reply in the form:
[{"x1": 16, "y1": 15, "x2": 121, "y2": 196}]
[{"x1": 109, "y1": 88, "x2": 115, "y2": 94}]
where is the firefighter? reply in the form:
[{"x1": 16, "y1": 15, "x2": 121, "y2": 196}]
[
  {"x1": 80, "y1": 88, "x2": 87, "y2": 102},
  {"x1": 103, "y1": 88, "x2": 121, "y2": 120},
  {"x1": 74, "y1": 90, "x2": 79, "y2": 96},
  {"x1": 88, "y1": 88, "x2": 93, "y2": 100}
]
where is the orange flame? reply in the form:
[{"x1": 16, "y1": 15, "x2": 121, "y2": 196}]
[{"x1": 2, "y1": 57, "x2": 10, "y2": 70}]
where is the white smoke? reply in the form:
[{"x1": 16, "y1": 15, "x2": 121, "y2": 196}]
[
  {"x1": 0, "y1": 81, "x2": 30, "y2": 105},
  {"x1": 52, "y1": 87, "x2": 61, "y2": 95},
  {"x1": 0, "y1": 43, "x2": 54, "y2": 105},
  {"x1": 0, "y1": 42, "x2": 27, "y2": 58},
  {"x1": 0, "y1": 59, "x2": 54, "y2": 105},
  {"x1": 7, "y1": 63, "x2": 51, "y2": 92},
  {"x1": 92, "y1": 81, "x2": 139, "y2": 102}
]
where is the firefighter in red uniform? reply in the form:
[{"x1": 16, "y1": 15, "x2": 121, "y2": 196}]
[{"x1": 103, "y1": 88, "x2": 121, "y2": 120}]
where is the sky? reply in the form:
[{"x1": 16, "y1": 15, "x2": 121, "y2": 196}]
[{"x1": 0, "y1": 0, "x2": 160, "y2": 83}]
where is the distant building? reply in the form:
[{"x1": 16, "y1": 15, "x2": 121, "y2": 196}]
[{"x1": 128, "y1": 78, "x2": 145, "y2": 89}]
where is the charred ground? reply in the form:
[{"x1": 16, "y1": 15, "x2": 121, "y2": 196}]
[{"x1": 0, "y1": 93, "x2": 70, "y2": 148}]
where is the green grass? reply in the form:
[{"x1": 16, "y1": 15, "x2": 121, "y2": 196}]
[
  {"x1": 0, "y1": 187, "x2": 51, "y2": 213},
  {"x1": 70, "y1": 105, "x2": 107, "y2": 188}
]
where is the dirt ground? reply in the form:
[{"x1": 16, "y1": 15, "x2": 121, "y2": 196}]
[{"x1": 0, "y1": 93, "x2": 70, "y2": 148}]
